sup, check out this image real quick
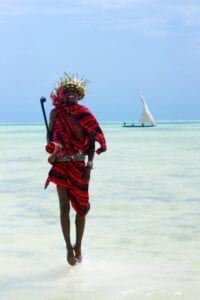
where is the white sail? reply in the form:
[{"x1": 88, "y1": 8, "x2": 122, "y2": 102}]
[{"x1": 139, "y1": 95, "x2": 156, "y2": 126}]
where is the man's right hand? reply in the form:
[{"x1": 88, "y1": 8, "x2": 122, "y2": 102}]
[{"x1": 48, "y1": 154, "x2": 56, "y2": 163}]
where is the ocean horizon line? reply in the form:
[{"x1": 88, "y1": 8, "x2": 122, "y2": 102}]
[{"x1": 0, "y1": 119, "x2": 200, "y2": 126}]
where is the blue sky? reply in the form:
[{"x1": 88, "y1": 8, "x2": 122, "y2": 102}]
[{"x1": 0, "y1": 0, "x2": 200, "y2": 122}]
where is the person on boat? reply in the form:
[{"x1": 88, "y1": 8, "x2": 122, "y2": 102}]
[{"x1": 44, "y1": 73, "x2": 107, "y2": 266}]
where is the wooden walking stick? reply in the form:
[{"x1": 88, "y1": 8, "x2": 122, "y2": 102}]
[{"x1": 40, "y1": 97, "x2": 50, "y2": 141}]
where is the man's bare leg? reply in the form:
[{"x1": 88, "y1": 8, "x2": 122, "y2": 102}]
[
  {"x1": 74, "y1": 214, "x2": 86, "y2": 262},
  {"x1": 57, "y1": 186, "x2": 76, "y2": 266}
]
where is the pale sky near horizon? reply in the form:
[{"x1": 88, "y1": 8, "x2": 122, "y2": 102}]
[{"x1": 0, "y1": 0, "x2": 200, "y2": 123}]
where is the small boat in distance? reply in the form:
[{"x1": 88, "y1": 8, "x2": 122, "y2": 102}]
[{"x1": 122, "y1": 95, "x2": 156, "y2": 127}]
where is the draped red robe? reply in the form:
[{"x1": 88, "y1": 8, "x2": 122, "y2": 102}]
[{"x1": 45, "y1": 103, "x2": 106, "y2": 216}]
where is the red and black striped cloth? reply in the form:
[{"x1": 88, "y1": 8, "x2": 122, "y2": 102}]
[{"x1": 45, "y1": 103, "x2": 106, "y2": 216}]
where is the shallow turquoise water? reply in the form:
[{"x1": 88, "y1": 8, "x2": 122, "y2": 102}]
[{"x1": 0, "y1": 123, "x2": 199, "y2": 300}]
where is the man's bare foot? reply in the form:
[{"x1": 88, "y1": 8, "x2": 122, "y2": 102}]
[
  {"x1": 67, "y1": 248, "x2": 76, "y2": 266},
  {"x1": 73, "y1": 245, "x2": 82, "y2": 262}
]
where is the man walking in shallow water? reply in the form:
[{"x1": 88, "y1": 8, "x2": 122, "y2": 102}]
[{"x1": 44, "y1": 73, "x2": 106, "y2": 266}]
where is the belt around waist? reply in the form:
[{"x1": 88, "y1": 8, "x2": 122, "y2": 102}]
[{"x1": 55, "y1": 153, "x2": 85, "y2": 162}]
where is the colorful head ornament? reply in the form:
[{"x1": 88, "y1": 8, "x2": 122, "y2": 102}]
[{"x1": 50, "y1": 72, "x2": 89, "y2": 106}]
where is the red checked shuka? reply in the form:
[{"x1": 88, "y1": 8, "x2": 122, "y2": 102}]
[{"x1": 45, "y1": 103, "x2": 106, "y2": 216}]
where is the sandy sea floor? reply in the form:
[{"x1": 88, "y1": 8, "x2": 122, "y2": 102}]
[{"x1": 0, "y1": 123, "x2": 200, "y2": 299}]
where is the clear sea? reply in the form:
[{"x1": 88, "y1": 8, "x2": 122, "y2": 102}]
[{"x1": 0, "y1": 122, "x2": 199, "y2": 300}]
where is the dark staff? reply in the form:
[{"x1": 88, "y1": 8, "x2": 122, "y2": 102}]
[{"x1": 40, "y1": 97, "x2": 50, "y2": 141}]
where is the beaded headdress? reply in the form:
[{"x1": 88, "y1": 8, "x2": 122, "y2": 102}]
[{"x1": 50, "y1": 72, "x2": 89, "y2": 106}]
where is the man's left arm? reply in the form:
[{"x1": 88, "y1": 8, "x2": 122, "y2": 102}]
[{"x1": 83, "y1": 139, "x2": 95, "y2": 182}]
